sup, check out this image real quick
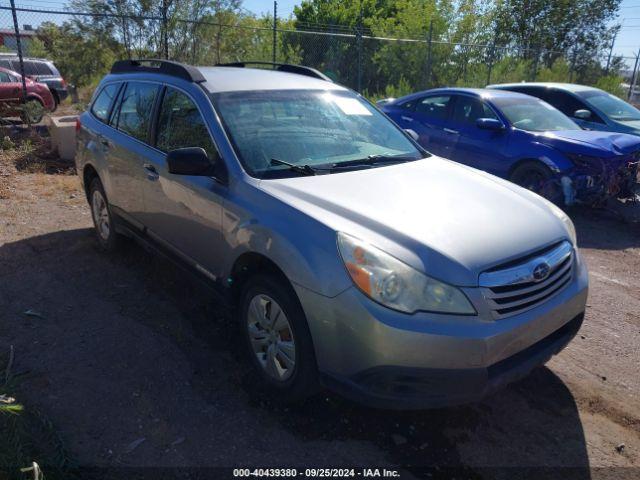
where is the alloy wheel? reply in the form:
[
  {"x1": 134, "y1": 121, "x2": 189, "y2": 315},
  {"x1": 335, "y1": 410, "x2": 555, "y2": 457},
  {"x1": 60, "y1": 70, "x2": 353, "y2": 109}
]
[{"x1": 91, "y1": 189, "x2": 110, "y2": 241}]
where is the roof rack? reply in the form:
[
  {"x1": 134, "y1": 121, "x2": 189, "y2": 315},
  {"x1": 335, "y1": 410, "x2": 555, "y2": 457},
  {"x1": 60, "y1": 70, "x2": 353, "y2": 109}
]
[
  {"x1": 111, "y1": 59, "x2": 206, "y2": 83},
  {"x1": 216, "y1": 62, "x2": 332, "y2": 82}
]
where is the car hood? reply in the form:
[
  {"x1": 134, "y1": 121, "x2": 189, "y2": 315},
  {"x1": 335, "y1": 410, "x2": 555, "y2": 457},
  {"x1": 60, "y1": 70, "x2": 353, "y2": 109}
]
[
  {"x1": 536, "y1": 130, "x2": 640, "y2": 156},
  {"x1": 259, "y1": 157, "x2": 570, "y2": 287}
]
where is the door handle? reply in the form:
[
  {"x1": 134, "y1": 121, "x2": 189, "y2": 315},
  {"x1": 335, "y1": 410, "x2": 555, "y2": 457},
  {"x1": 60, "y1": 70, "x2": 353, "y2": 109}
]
[
  {"x1": 401, "y1": 115, "x2": 414, "y2": 122},
  {"x1": 143, "y1": 163, "x2": 159, "y2": 181},
  {"x1": 443, "y1": 128, "x2": 459, "y2": 134}
]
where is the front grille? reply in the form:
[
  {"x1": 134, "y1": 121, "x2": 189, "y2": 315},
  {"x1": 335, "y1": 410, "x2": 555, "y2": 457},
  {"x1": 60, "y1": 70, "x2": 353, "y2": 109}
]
[{"x1": 479, "y1": 241, "x2": 574, "y2": 319}]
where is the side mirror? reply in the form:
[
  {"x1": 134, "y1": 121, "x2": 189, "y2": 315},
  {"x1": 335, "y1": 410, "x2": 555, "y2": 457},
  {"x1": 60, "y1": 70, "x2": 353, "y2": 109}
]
[
  {"x1": 574, "y1": 109, "x2": 591, "y2": 120},
  {"x1": 476, "y1": 117, "x2": 505, "y2": 130},
  {"x1": 404, "y1": 128, "x2": 419, "y2": 141},
  {"x1": 166, "y1": 147, "x2": 216, "y2": 176}
]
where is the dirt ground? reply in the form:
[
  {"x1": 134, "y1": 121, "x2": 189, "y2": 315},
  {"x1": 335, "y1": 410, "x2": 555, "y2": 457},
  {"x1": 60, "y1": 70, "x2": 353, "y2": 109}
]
[{"x1": 1, "y1": 137, "x2": 640, "y2": 480}]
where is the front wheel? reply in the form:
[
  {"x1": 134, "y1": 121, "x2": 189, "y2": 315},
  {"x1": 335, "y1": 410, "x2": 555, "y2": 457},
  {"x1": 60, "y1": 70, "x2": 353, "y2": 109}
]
[
  {"x1": 239, "y1": 274, "x2": 318, "y2": 403},
  {"x1": 510, "y1": 161, "x2": 562, "y2": 204},
  {"x1": 19, "y1": 98, "x2": 44, "y2": 124}
]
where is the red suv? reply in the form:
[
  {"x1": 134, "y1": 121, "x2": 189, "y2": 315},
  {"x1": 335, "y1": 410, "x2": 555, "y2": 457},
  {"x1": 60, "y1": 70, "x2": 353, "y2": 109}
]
[{"x1": 0, "y1": 66, "x2": 55, "y2": 123}]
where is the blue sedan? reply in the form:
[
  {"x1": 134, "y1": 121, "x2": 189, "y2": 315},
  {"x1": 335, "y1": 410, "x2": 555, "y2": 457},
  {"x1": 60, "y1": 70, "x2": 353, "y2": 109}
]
[{"x1": 381, "y1": 88, "x2": 640, "y2": 206}]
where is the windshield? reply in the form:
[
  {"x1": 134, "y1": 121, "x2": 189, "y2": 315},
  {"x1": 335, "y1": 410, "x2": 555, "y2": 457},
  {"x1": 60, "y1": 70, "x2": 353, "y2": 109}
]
[
  {"x1": 210, "y1": 89, "x2": 424, "y2": 178},
  {"x1": 492, "y1": 96, "x2": 581, "y2": 132},
  {"x1": 579, "y1": 91, "x2": 640, "y2": 122}
]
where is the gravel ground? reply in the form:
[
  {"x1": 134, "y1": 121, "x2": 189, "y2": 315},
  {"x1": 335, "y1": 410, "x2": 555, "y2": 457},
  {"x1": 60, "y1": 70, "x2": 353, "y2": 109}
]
[{"x1": 1, "y1": 155, "x2": 639, "y2": 479}]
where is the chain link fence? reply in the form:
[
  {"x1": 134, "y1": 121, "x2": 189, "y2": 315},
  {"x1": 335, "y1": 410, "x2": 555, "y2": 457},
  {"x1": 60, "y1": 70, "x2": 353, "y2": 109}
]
[{"x1": 1, "y1": 4, "x2": 639, "y2": 107}]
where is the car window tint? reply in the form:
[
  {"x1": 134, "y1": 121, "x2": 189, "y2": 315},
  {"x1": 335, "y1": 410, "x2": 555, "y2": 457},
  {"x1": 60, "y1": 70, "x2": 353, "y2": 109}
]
[
  {"x1": 116, "y1": 82, "x2": 158, "y2": 142},
  {"x1": 0, "y1": 60, "x2": 11, "y2": 69},
  {"x1": 35, "y1": 62, "x2": 52, "y2": 75},
  {"x1": 22, "y1": 61, "x2": 39, "y2": 76},
  {"x1": 452, "y1": 96, "x2": 498, "y2": 125},
  {"x1": 0, "y1": 72, "x2": 12, "y2": 83},
  {"x1": 91, "y1": 83, "x2": 120, "y2": 123},
  {"x1": 415, "y1": 95, "x2": 452, "y2": 120},
  {"x1": 156, "y1": 88, "x2": 218, "y2": 160}
]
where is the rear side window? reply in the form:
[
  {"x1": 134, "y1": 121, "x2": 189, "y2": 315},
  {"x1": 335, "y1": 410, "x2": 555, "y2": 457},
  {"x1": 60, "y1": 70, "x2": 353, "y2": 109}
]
[
  {"x1": 34, "y1": 62, "x2": 53, "y2": 75},
  {"x1": 415, "y1": 95, "x2": 452, "y2": 120},
  {"x1": 115, "y1": 82, "x2": 159, "y2": 143},
  {"x1": 0, "y1": 60, "x2": 12, "y2": 69},
  {"x1": 0, "y1": 72, "x2": 13, "y2": 83},
  {"x1": 156, "y1": 87, "x2": 218, "y2": 159},
  {"x1": 91, "y1": 84, "x2": 120, "y2": 123},
  {"x1": 21, "y1": 61, "x2": 39, "y2": 76}
]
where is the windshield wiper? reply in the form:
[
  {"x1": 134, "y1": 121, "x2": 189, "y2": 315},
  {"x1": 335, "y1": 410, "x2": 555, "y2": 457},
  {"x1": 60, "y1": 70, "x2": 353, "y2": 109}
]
[
  {"x1": 329, "y1": 154, "x2": 419, "y2": 170},
  {"x1": 269, "y1": 158, "x2": 318, "y2": 176}
]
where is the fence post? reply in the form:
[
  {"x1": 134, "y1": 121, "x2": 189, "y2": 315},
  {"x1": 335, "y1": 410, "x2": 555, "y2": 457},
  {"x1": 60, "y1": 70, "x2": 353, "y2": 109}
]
[
  {"x1": 629, "y1": 49, "x2": 640, "y2": 101},
  {"x1": 9, "y1": 0, "x2": 28, "y2": 113},
  {"x1": 531, "y1": 48, "x2": 539, "y2": 81},
  {"x1": 162, "y1": 0, "x2": 168, "y2": 59},
  {"x1": 272, "y1": 1, "x2": 277, "y2": 64},
  {"x1": 425, "y1": 18, "x2": 433, "y2": 88},
  {"x1": 569, "y1": 48, "x2": 577, "y2": 82},
  {"x1": 356, "y1": 1, "x2": 363, "y2": 92}
]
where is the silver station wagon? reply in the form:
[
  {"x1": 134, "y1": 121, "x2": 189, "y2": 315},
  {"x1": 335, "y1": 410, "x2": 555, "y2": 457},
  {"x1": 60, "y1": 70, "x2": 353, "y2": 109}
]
[{"x1": 76, "y1": 60, "x2": 588, "y2": 408}]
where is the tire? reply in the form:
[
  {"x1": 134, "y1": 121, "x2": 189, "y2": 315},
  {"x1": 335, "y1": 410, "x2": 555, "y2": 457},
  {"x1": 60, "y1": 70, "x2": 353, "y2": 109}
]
[
  {"x1": 238, "y1": 274, "x2": 319, "y2": 403},
  {"x1": 510, "y1": 161, "x2": 562, "y2": 204},
  {"x1": 19, "y1": 98, "x2": 44, "y2": 124},
  {"x1": 88, "y1": 177, "x2": 120, "y2": 252}
]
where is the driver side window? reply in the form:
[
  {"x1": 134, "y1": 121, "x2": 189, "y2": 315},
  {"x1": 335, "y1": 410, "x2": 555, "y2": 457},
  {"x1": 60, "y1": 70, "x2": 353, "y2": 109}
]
[{"x1": 156, "y1": 87, "x2": 219, "y2": 161}]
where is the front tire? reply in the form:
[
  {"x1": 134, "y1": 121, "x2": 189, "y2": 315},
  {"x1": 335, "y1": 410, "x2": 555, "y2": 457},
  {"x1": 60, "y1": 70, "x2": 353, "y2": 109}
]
[
  {"x1": 89, "y1": 177, "x2": 120, "y2": 251},
  {"x1": 511, "y1": 161, "x2": 562, "y2": 204},
  {"x1": 238, "y1": 274, "x2": 318, "y2": 402},
  {"x1": 20, "y1": 98, "x2": 44, "y2": 124}
]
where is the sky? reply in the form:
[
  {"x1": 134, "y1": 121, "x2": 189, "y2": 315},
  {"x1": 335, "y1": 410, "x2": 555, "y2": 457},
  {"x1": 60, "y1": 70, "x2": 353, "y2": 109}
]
[{"x1": 9, "y1": 0, "x2": 640, "y2": 66}]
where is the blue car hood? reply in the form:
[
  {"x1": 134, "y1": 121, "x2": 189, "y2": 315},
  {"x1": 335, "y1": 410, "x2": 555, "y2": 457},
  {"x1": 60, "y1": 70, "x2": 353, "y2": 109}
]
[{"x1": 537, "y1": 130, "x2": 640, "y2": 156}]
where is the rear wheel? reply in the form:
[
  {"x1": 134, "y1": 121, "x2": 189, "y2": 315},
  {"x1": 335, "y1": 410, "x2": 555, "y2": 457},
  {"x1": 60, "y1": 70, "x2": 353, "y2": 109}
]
[
  {"x1": 88, "y1": 177, "x2": 120, "y2": 251},
  {"x1": 238, "y1": 274, "x2": 318, "y2": 403}
]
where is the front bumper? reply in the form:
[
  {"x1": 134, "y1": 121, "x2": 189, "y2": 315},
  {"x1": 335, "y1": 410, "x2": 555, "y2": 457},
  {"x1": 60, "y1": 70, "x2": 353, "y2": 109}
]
[{"x1": 295, "y1": 250, "x2": 588, "y2": 409}]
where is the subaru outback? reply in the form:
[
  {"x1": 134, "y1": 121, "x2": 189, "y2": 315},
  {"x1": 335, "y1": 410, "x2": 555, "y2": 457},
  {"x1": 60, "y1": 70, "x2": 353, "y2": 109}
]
[{"x1": 76, "y1": 60, "x2": 588, "y2": 408}]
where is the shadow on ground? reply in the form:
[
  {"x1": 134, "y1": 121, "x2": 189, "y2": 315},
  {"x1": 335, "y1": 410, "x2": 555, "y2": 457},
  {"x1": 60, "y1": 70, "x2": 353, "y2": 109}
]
[{"x1": 0, "y1": 228, "x2": 591, "y2": 479}]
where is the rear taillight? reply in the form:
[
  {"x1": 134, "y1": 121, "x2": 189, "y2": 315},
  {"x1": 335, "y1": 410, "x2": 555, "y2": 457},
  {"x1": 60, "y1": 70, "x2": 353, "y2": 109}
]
[{"x1": 75, "y1": 117, "x2": 81, "y2": 133}]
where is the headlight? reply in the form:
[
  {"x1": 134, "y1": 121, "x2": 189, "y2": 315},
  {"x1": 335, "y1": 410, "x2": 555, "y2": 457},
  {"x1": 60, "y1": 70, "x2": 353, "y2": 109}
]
[
  {"x1": 543, "y1": 199, "x2": 577, "y2": 246},
  {"x1": 337, "y1": 232, "x2": 476, "y2": 315}
]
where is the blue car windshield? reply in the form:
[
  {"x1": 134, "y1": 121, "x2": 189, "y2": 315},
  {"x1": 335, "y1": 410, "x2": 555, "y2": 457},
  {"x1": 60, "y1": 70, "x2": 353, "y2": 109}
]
[
  {"x1": 210, "y1": 89, "x2": 424, "y2": 178},
  {"x1": 492, "y1": 97, "x2": 581, "y2": 132},
  {"x1": 579, "y1": 91, "x2": 640, "y2": 122}
]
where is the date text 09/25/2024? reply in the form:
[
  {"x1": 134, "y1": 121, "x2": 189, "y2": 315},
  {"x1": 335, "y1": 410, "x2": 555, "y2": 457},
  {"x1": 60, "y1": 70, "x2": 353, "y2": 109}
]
[{"x1": 233, "y1": 468, "x2": 401, "y2": 478}]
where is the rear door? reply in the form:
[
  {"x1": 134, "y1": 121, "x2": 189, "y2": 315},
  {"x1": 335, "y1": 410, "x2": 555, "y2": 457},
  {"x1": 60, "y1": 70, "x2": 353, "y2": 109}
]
[
  {"x1": 448, "y1": 94, "x2": 509, "y2": 175},
  {"x1": 140, "y1": 86, "x2": 227, "y2": 278},
  {"x1": 410, "y1": 94, "x2": 456, "y2": 158},
  {"x1": 107, "y1": 81, "x2": 160, "y2": 228}
]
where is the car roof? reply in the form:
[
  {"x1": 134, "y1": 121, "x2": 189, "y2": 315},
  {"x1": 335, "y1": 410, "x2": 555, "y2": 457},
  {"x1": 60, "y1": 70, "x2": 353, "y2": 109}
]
[
  {"x1": 105, "y1": 64, "x2": 347, "y2": 94},
  {"x1": 197, "y1": 66, "x2": 347, "y2": 93},
  {"x1": 487, "y1": 82, "x2": 599, "y2": 93},
  {"x1": 390, "y1": 87, "x2": 534, "y2": 104}
]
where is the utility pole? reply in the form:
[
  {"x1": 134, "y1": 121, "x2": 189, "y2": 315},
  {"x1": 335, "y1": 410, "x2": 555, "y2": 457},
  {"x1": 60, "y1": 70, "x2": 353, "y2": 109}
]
[
  {"x1": 629, "y1": 48, "x2": 640, "y2": 101},
  {"x1": 272, "y1": 1, "x2": 278, "y2": 64},
  {"x1": 9, "y1": 0, "x2": 28, "y2": 112},
  {"x1": 605, "y1": 27, "x2": 619, "y2": 74},
  {"x1": 425, "y1": 18, "x2": 433, "y2": 88}
]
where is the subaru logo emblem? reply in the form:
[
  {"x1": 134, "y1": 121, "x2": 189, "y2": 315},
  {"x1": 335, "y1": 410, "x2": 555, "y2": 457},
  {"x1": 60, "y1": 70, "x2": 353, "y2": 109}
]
[{"x1": 532, "y1": 262, "x2": 551, "y2": 281}]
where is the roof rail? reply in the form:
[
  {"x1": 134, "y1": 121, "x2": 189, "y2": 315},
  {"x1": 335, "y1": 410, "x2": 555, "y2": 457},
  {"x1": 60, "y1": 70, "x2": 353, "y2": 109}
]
[
  {"x1": 216, "y1": 61, "x2": 332, "y2": 82},
  {"x1": 111, "y1": 59, "x2": 206, "y2": 83}
]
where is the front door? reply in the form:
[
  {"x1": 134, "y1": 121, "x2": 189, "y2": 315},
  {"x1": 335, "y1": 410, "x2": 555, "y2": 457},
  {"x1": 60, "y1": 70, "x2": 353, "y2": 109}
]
[
  {"x1": 448, "y1": 94, "x2": 508, "y2": 175},
  {"x1": 140, "y1": 86, "x2": 226, "y2": 279}
]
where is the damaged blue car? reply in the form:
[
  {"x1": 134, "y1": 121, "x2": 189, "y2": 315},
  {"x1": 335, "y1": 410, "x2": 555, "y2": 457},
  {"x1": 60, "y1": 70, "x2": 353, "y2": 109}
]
[{"x1": 381, "y1": 88, "x2": 640, "y2": 206}]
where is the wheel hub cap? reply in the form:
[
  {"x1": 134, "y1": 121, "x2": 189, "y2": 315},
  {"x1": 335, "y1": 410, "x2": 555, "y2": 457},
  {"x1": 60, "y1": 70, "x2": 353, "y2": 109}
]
[
  {"x1": 91, "y1": 190, "x2": 110, "y2": 240},
  {"x1": 247, "y1": 294, "x2": 296, "y2": 382}
]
